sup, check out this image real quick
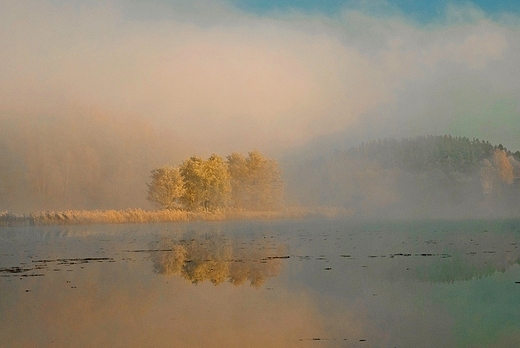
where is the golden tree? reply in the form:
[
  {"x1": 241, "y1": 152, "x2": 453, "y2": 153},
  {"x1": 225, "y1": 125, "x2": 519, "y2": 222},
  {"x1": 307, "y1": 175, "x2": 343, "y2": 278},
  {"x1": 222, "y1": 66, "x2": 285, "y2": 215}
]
[
  {"x1": 244, "y1": 150, "x2": 284, "y2": 210},
  {"x1": 180, "y1": 154, "x2": 230, "y2": 211},
  {"x1": 146, "y1": 166, "x2": 184, "y2": 210}
]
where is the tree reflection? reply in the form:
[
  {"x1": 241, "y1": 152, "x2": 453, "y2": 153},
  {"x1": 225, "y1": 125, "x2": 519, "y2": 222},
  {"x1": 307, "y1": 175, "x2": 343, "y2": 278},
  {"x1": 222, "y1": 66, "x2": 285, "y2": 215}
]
[
  {"x1": 410, "y1": 230, "x2": 520, "y2": 284},
  {"x1": 150, "y1": 234, "x2": 287, "y2": 287},
  {"x1": 415, "y1": 252, "x2": 520, "y2": 284}
]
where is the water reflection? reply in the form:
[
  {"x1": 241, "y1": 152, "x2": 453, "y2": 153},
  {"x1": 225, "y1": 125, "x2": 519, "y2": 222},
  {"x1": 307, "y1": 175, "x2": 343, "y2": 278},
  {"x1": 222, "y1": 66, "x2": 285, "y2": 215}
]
[
  {"x1": 390, "y1": 229, "x2": 520, "y2": 284},
  {"x1": 148, "y1": 234, "x2": 287, "y2": 287},
  {"x1": 304, "y1": 220, "x2": 520, "y2": 286},
  {"x1": 0, "y1": 223, "x2": 320, "y2": 348},
  {"x1": 1, "y1": 220, "x2": 520, "y2": 347}
]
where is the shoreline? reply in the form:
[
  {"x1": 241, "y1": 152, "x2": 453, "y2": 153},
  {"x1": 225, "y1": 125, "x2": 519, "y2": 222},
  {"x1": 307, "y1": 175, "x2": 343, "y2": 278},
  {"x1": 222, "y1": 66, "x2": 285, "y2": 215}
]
[
  {"x1": 0, "y1": 207, "x2": 348, "y2": 227},
  {"x1": 3, "y1": 207, "x2": 520, "y2": 228}
]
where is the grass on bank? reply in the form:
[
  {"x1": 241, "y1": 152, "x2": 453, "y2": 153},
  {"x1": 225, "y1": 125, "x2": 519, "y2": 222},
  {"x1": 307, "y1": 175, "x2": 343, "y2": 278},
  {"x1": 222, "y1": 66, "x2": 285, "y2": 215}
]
[{"x1": 0, "y1": 206, "x2": 348, "y2": 227}]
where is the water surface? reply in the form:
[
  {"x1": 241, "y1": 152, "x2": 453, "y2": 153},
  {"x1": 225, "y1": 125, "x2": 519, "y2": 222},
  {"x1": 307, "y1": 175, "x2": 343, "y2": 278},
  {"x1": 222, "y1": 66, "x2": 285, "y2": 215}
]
[{"x1": 1, "y1": 219, "x2": 519, "y2": 347}]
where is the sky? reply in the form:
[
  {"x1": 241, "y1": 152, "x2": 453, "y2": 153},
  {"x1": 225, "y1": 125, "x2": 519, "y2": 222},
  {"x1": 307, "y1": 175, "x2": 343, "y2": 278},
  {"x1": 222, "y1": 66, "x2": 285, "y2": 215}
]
[
  {"x1": 1, "y1": 0, "x2": 520, "y2": 156},
  {"x1": 233, "y1": 0, "x2": 520, "y2": 21}
]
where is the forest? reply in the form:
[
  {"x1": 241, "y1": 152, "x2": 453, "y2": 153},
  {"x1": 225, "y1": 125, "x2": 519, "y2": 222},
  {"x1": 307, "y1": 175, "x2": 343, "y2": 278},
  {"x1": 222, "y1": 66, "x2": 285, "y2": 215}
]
[
  {"x1": 0, "y1": 114, "x2": 177, "y2": 212},
  {"x1": 288, "y1": 135, "x2": 520, "y2": 218}
]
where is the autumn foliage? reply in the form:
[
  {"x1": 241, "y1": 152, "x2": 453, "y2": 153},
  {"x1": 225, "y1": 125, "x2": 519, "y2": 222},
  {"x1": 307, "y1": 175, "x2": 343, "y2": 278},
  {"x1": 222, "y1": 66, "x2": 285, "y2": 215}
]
[{"x1": 147, "y1": 150, "x2": 284, "y2": 212}]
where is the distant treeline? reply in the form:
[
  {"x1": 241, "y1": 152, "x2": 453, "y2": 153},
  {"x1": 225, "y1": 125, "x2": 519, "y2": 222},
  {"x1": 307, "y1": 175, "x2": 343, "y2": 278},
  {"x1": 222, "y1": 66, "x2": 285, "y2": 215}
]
[
  {"x1": 0, "y1": 114, "x2": 180, "y2": 212},
  {"x1": 147, "y1": 150, "x2": 284, "y2": 212},
  {"x1": 348, "y1": 135, "x2": 520, "y2": 174},
  {"x1": 289, "y1": 135, "x2": 520, "y2": 218}
]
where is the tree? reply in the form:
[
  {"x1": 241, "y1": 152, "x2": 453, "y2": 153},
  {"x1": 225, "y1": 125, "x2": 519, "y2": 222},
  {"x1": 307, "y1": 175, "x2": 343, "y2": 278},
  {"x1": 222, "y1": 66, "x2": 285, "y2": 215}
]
[
  {"x1": 493, "y1": 149, "x2": 514, "y2": 184},
  {"x1": 179, "y1": 156, "x2": 205, "y2": 211},
  {"x1": 226, "y1": 150, "x2": 284, "y2": 210},
  {"x1": 226, "y1": 152, "x2": 248, "y2": 208},
  {"x1": 245, "y1": 150, "x2": 284, "y2": 210},
  {"x1": 203, "y1": 154, "x2": 231, "y2": 210},
  {"x1": 146, "y1": 166, "x2": 184, "y2": 210},
  {"x1": 179, "y1": 154, "x2": 231, "y2": 211}
]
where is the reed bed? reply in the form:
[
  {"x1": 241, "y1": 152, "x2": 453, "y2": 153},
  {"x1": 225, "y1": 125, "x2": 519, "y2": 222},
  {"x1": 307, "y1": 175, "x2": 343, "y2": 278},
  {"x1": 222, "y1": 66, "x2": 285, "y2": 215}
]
[{"x1": 1, "y1": 207, "x2": 344, "y2": 227}]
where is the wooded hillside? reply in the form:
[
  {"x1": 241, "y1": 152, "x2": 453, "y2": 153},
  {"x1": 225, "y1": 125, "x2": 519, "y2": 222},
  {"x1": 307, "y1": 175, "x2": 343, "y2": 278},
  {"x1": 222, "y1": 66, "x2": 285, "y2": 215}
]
[{"x1": 287, "y1": 135, "x2": 520, "y2": 218}]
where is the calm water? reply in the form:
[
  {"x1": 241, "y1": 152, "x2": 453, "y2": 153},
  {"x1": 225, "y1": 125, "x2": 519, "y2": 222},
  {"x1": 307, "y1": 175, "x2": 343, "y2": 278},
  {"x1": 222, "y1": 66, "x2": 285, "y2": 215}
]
[{"x1": 1, "y1": 218, "x2": 520, "y2": 347}]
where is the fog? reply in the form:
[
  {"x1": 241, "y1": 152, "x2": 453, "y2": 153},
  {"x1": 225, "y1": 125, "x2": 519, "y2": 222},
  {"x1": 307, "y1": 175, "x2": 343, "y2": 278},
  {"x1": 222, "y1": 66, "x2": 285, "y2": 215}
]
[{"x1": 1, "y1": 1, "x2": 520, "y2": 214}]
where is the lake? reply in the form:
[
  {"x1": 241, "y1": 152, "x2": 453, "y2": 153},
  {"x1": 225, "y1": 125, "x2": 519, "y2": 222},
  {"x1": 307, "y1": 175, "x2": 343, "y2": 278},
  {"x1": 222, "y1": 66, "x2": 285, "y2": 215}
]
[{"x1": 1, "y1": 218, "x2": 519, "y2": 347}]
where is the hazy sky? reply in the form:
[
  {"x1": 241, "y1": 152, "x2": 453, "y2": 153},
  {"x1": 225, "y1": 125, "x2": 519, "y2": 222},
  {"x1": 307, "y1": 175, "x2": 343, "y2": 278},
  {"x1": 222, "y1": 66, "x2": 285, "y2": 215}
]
[{"x1": 1, "y1": 0, "x2": 520, "y2": 156}]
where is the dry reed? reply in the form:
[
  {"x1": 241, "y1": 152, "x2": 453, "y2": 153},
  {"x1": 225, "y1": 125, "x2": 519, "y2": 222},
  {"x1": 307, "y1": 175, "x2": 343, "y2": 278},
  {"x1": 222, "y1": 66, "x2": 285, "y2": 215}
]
[{"x1": 1, "y1": 207, "x2": 342, "y2": 227}]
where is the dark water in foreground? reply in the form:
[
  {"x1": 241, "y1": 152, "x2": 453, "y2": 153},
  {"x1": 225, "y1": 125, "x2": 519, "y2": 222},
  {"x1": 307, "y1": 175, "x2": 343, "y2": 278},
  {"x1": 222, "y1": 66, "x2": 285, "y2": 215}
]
[{"x1": 1, "y1": 219, "x2": 520, "y2": 347}]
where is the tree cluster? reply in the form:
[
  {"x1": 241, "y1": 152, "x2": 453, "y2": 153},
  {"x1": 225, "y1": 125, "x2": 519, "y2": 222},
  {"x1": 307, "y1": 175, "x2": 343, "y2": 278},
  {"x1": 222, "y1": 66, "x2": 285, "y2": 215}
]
[{"x1": 147, "y1": 150, "x2": 284, "y2": 211}]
